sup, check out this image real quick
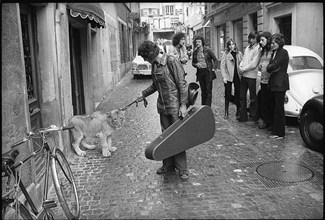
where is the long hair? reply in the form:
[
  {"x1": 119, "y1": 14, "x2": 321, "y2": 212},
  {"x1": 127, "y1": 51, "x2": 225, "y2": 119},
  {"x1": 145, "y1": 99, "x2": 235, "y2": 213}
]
[
  {"x1": 248, "y1": 31, "x2": 261, "y2": 43},
  {"x1": 260, "y1": 31, "x2": 272, "y2": 55},
  {"x1": 138, "y1": 40, "x2": 160, "y2": 61},
  {"x1": 172, "y1": 32, "x2": 186, "y2": 47},
  {"x1": 225, "y1": 39, "x2": 239, "y2": 53},
  {"x1": 271, "y1": 33, "x2": 285, "y2": 48},
  {"x1": 193, "y1": 36, "x2": 205, "y2": 47}
]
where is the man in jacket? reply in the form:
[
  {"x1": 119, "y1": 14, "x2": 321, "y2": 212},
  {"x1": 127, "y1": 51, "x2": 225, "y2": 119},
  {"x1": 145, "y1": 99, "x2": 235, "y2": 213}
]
[
  {"x1": 266, "y1": 33, "x2": 290, "y2": 139},
  {"x1": 238, "y1": 31, "x2": 262, "y2": 124},
  {"x1": 136, "y1": 40, "x2": 189, "y2": 180},
  {"x1": 192, "y1": 36, "x2": 218, "y2": 107}
]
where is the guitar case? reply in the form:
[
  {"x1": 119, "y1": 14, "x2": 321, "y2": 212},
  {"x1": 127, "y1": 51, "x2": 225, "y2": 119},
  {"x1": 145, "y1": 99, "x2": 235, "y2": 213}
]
[{"x1": 145, "y1": 105, "x2": 215, "y2": 161}]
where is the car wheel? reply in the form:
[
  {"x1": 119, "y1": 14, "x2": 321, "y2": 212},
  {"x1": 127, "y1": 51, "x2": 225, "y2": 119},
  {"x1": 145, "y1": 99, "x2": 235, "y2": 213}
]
[
  {"x1": 133, "y1": 74, "x2": 138, "y2": 79},
  {"x1": 299, "y1": 109, "x2": 324, "y2": 152}
]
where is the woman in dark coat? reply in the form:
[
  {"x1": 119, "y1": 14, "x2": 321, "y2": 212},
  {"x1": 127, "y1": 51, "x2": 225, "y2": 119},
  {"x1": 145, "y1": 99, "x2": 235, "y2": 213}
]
[{"x1": 266, "y1": 33, "x2": 290, "y2": 139}]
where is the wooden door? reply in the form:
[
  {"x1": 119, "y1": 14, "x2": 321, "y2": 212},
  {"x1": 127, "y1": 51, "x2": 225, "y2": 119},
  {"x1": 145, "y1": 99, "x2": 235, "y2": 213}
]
[{"x1": 20, "y1": 4, "x2": 44, "y2": 180}]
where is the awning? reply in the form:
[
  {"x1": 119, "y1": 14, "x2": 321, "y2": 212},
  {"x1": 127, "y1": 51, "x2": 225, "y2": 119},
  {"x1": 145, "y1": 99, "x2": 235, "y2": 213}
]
[
  {"x1": 67, "y1": 3, "x2": 105, "y2": 28},
  {"x1": 202, "y1": 19, "x2": 210, "y2": 27}
]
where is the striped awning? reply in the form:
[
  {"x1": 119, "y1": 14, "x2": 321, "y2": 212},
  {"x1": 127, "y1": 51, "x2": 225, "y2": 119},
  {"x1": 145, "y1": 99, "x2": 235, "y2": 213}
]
[{"x1": 67, "y1": 3, "x2": 105, "y2": 28}]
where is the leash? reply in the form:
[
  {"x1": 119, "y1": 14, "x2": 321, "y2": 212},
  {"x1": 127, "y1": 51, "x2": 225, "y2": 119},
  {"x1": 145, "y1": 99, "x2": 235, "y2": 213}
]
[{"x1": 119, "y1": 97, "x2": 148, "y2": 111}]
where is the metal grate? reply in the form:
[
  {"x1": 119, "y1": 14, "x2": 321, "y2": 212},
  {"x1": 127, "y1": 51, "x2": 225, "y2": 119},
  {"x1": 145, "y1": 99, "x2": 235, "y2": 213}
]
[{"x1": 241, "y1": 160, "x2": 323, "y2": 188}]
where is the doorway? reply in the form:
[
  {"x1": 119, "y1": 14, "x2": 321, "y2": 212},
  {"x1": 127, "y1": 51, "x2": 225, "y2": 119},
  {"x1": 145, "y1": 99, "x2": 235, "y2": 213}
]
[
  {"x1": 275, "y1": 15, "x2": 292, "y2": 45},
  {"x1": 233, "y1": 19, "x2": 243, "y2": 52},
  {"x1": 20, "y1": 4, "x2": 44, "y2": 180},
  {"x1": 69, "y1": 25, "x2": 86, "y2": 115},
  {"x1": 277, "y1": 15, "x2": 292, "y2": 45}
]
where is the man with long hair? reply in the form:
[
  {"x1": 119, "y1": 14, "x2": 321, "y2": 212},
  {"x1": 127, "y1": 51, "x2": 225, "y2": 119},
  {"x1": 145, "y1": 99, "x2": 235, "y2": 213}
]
[
  {"x1": 238, "y1": 31, "x2": 262, "y2": 125},
  {"x1": 267, "y1": 33, "x2": 290, "y2": 139},
  {"x1": 192, "y1": 36, "x2": 218, "y2": 107},
  {"x1": 258, "y1": 31, "x2": 273, "y2": 130},
  {"x1": 136, "y1": 40, "x2": 190, "y2": 180},
  {"x1": 169, "y1": 32, "x2": 188, "y2": 65}
]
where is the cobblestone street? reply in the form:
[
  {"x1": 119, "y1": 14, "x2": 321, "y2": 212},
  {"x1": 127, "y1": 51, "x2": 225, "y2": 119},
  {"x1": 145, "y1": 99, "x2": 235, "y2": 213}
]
[{"x1": 51, "y1": 63, "x2": 323, "y2": 219}]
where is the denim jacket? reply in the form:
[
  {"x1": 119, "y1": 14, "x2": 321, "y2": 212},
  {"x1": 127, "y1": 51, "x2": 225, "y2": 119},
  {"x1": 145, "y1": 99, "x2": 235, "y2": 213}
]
[{"x1": 142, "y1": 55, "x2": 188, "y2": 115}]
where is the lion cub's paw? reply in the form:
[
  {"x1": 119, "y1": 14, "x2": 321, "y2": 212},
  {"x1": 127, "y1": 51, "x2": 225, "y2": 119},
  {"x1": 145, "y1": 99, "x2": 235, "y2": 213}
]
[
  {"x1": 102, "y1": 150, "x2": 112, "y2": 157},
  {"x1": 76, "y1": 150, "x2": 87, "y2": 157},
  {"x1": 110, "y1": 147, "x2": 117, "y2": 152},
  {"x1": 84, "y1": 144, "x2": 97, "y2": 150}
]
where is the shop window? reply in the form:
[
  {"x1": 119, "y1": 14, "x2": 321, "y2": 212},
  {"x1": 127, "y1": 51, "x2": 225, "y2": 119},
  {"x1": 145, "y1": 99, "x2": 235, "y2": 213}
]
[
  {"x1": 218, "y1": 24, "x2": 226, "y2": 58},
  {"x1": 205, "y1": 27, "x2": 210, "y2": 47}
]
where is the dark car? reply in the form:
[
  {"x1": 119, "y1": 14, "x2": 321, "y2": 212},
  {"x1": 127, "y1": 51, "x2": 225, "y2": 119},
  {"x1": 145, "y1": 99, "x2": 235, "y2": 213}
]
[{"x1": 299, "y1": 94, "x2": 324, "y2": 152}]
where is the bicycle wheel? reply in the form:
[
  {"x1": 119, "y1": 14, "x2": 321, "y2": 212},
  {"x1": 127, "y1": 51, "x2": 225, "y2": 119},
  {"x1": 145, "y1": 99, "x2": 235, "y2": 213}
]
[
  {"x1": 51, "y1": 149, "x2": 80, "y2": 219},
  {"x1": 2, "y1": 202, "x2": 33, "y2": 220}
]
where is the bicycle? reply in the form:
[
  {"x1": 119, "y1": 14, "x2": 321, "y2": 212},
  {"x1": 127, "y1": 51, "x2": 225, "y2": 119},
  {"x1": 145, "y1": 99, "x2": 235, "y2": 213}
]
[{"x1": 2, "y1": 125, "x2": 80, "y2": 220}]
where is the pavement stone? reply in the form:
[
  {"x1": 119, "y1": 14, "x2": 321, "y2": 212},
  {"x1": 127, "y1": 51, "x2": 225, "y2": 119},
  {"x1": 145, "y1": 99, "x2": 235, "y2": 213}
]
[{"x1": 49, "y1": 63, "x2": 323, "y2": 219}]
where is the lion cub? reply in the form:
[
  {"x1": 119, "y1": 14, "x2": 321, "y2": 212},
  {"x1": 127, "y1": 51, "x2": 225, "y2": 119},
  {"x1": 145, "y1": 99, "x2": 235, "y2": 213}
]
[{"x1": 69, "y1": 109, "x2": 125, "y2": 157}]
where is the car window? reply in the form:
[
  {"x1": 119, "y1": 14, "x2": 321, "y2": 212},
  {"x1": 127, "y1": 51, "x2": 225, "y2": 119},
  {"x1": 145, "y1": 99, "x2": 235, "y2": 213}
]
[
  {"x1": 306, "y1": 57, "x2": 323, "y2": 69},
  {"x1": 290, "y1": 56, "x2": 323, "y2": 70}
]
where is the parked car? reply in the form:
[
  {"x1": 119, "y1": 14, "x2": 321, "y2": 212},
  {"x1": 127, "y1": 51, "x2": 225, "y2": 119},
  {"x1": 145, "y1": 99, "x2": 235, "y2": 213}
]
[
  {"x1": 255, "y1": 45, "x2": 323, "y2": 118},
  {"x1": 299, "y1": 94, "x2": 323, "y2": 152},
  {"x1": 132, "y1": 55, "x2": 152, "y2": 79},
  {"x1": 283, "y1": 45, "x2": 323, "y2": 117}
]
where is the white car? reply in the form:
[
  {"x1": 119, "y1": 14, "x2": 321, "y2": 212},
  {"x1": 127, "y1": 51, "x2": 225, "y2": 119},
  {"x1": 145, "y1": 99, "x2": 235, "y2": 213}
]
[
  {"x1": 255, "y1": 45, "x2": 323, "y2": 118},
  {"x1": 132, "y1": 55, "x2": 151, "y2": 79}
]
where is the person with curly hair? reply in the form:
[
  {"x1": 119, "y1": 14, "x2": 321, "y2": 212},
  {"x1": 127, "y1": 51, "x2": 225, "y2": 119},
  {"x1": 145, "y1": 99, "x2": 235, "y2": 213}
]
[
  {"x1": 192, "y1": 36, "x2": 218, "y2": 107},
  {"x1": 136, "y1": 40, "x2": 190, "y2": 180},
  {"x1": 168, "y1": 32, "x2": 188, "y2": 65}
]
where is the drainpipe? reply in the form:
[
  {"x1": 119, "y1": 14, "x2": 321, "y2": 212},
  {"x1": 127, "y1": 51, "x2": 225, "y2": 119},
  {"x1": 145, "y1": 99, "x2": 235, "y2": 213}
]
[{"x1": 55, "y1": 3, "x2": 65, "y2": 152}]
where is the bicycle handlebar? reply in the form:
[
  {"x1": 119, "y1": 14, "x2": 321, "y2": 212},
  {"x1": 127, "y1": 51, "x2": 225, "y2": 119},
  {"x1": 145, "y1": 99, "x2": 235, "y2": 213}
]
[{"x1": 11, "y1": 125, "x2": 74, "y2": 149}]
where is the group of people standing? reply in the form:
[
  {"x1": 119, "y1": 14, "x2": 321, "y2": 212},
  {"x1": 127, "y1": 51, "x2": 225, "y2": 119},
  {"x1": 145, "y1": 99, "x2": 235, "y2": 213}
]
[
  {"x1": 135, "y1": 30, "x2": 289, "y2": 181},
  {"x1": 220, "y1": 31, "x2": 290, "y2": 140}
]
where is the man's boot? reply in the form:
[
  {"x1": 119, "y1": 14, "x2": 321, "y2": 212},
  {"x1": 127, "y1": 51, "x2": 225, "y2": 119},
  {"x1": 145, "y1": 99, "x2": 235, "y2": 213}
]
[{"x1": 236, "y1": 105, "x2": 240, "y2": 120}]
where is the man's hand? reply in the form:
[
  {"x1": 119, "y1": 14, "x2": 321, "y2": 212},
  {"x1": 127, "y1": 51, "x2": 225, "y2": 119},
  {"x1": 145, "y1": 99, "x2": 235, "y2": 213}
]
[
  {"x1": 179, "y1": 104, "x2": 187, "y2": 119},
  {"x1": 238, "y1": 66, "x2": 244, "y2": 74},
  {"x1": 136, "y1": 95, "x2": 148, "y2": 107},
  {"x1": 223, "y1": 78, "x2": 227, "y2": 84},
  {"x1": 136, "y1": 95, "x2": 144, "y2": 103}
]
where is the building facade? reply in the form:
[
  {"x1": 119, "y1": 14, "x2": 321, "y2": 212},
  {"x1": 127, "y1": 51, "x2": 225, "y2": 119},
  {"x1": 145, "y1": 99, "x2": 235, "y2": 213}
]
[
  {"x1": 188, "y1": 2, "x2": 206, "y2": 44},
  {"x1": 1, "y1": 2, "x2": 145, "y2": 209},
  {"x1": 204, "y1": 2, "x2": 323, "y2": 60},
  {"x1": 139, "y1": 2, "x2": 206, "y2": 47}
]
